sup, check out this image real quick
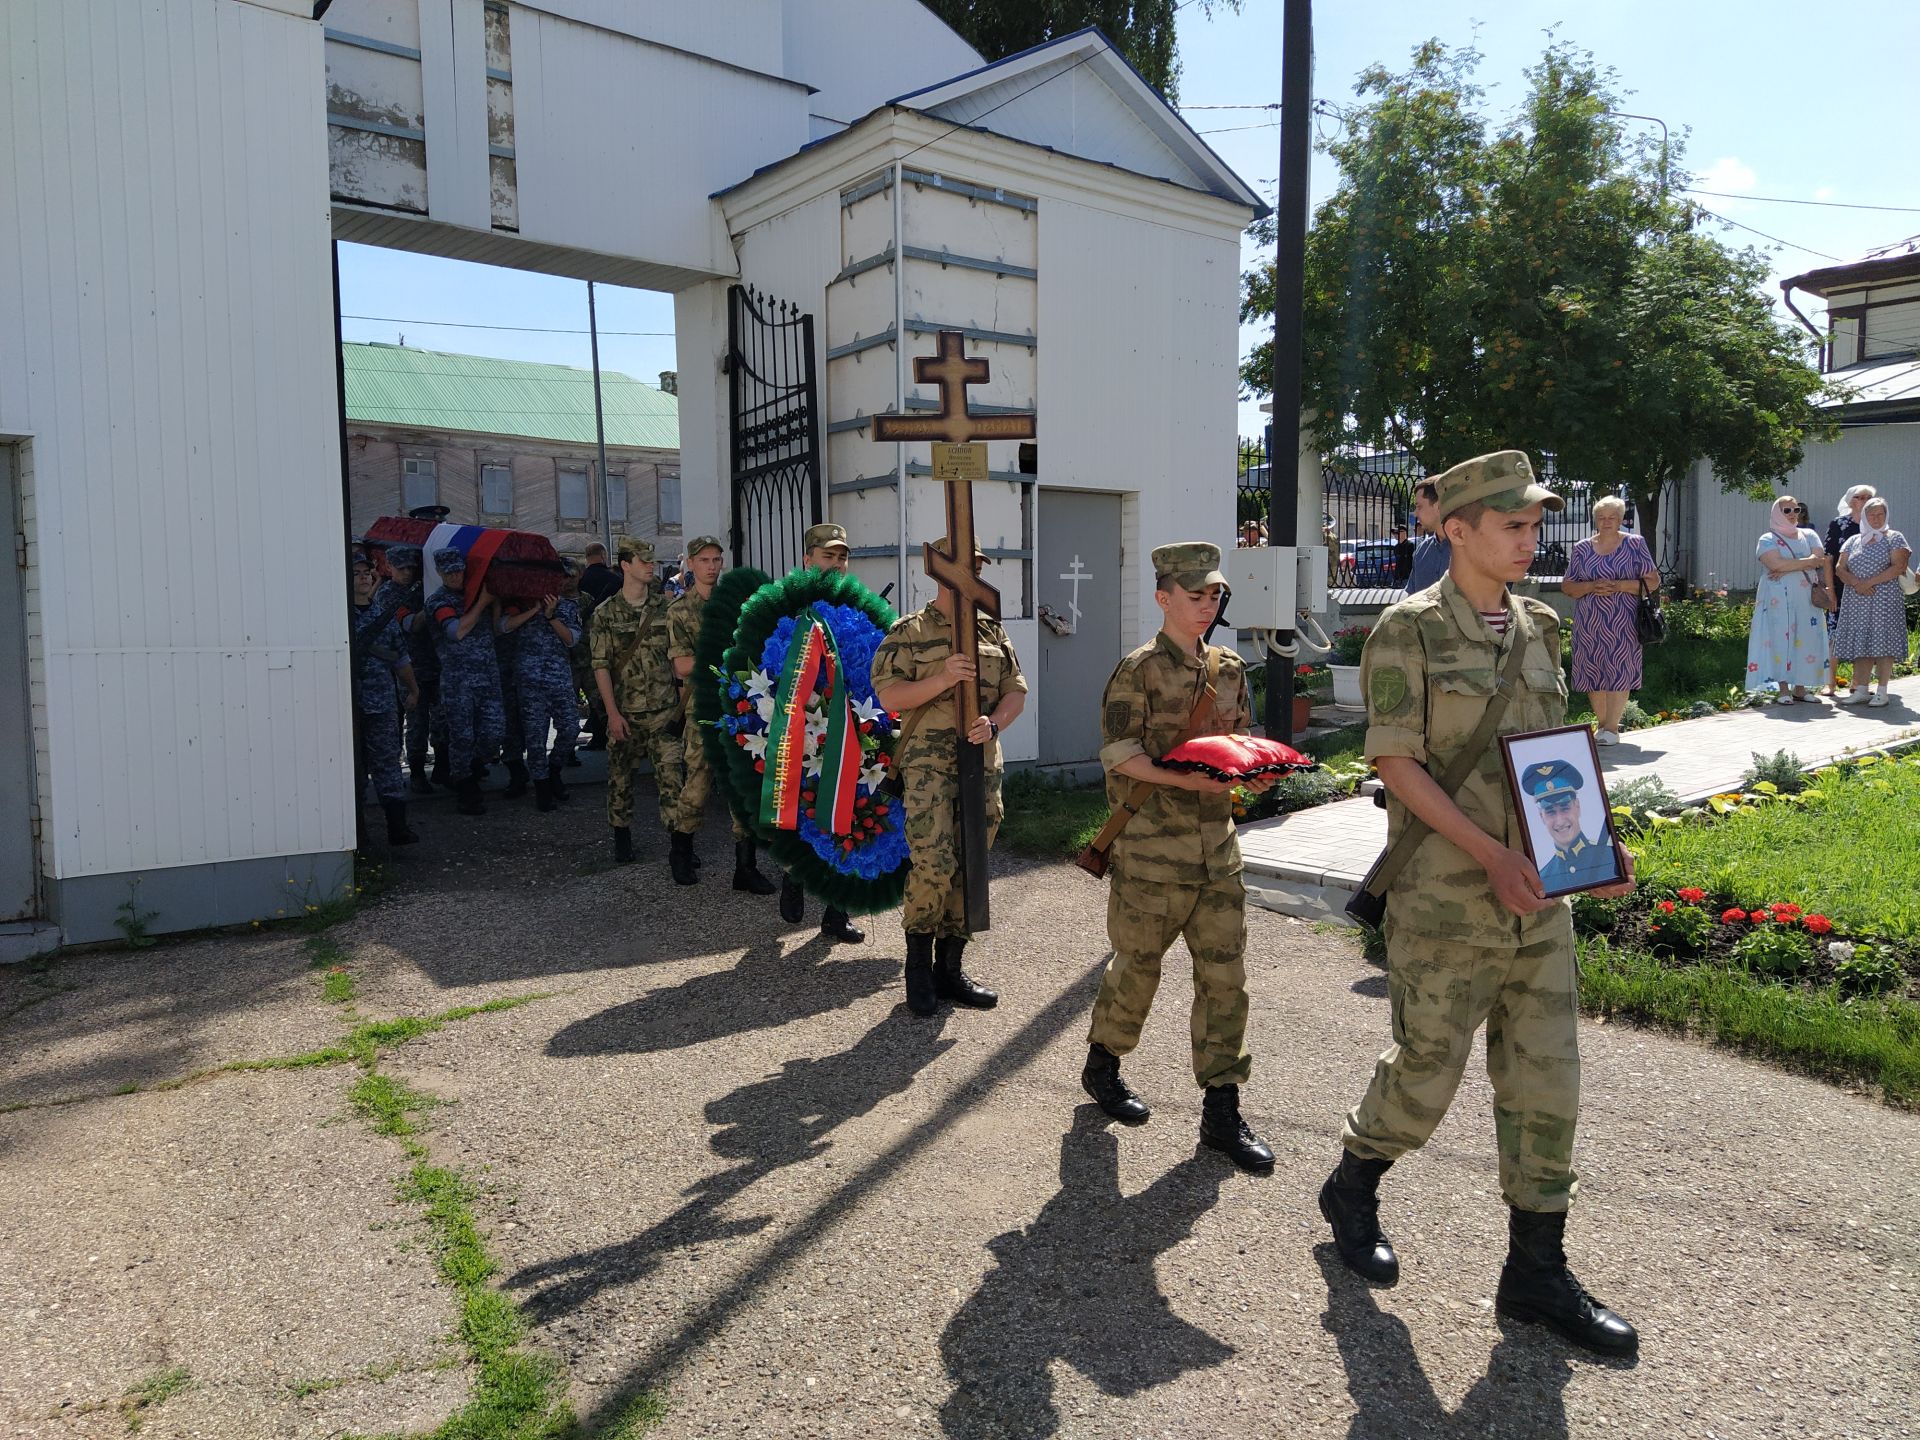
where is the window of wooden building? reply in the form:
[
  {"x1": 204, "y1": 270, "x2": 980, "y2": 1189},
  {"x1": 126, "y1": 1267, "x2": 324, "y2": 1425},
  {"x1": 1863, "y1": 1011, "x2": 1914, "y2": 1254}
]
[
  {"x1": 402, "y1": 456, "x2": 438, "y2": 511},
  {"x1": 557, "y1": 465, "x2": 590, "y2": 521},
  {"x1": 481, "y1": 462, "x2": 513, "y2": 516}
]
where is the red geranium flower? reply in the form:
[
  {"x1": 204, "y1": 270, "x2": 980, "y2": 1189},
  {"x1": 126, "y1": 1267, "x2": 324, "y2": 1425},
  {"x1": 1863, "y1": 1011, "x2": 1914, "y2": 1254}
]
[
  {"x1": 1678, "y1": 887, "x2": 1707, "y2": 904},
  {"x1": 1721, "y1": 907, "x2": 1747, "y2": 924},
  {"x1": 1805, "y1": 915, "x2": 1833, "y2": 935},
  {"x1": 1657, "y1": 900, "x2": 1676, "y2": 914},
  {"x1": 1770, "y1": 902, "x2": 1803, "y2": 919},
  {"x1": 1748, "y1": 910, "x2": 1769, "y2": 923}
]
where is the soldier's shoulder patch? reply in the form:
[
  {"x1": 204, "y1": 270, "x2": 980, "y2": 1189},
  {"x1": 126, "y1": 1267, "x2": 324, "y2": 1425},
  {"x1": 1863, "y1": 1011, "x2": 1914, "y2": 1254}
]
[
  {"x1": 1370, "y1": 665, "x2": 1411, "y2": 715},
  {"x1": 1104, "y1": 699, "x2": 1135, "y2": 734}
]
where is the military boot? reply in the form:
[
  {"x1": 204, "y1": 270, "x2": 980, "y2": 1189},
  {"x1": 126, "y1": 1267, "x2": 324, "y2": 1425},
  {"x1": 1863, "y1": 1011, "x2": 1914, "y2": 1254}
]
[
  {"x1": 382, "y1": 800, "x2": 419, "y2": 846},
  {"x1": 534, "y1": 776, "x2": 556, "y2": 813},
  {"x1": 430, "y1": 757, "x2": 449, "y2": 787},
  {"x1": 903, "y1": 933, "x2": 938, "y2": 1017},
  {"x1": 612, "y1": 826, "x2": 634, "y2": 864},
  {"x1": 503, "y1": 758, "x2": 530, "y2": 799},
  {"x1": 933, "y1": 935, "x2": 995, "y2": 1007},
  {"x1": 779, "y1": 873, "x2": 805, "y2": 924},
  {"x1": 410, "y1": 769, "x2": 434, "y2": 795},
  {"x1": 455, "y1": 777, "x2": 486, "y2": 816},
  {"x1": 1318, "y1": 1151, "x2": 1399, "y2": 1284},
  {"x1": 732, "y1": 840, "x2": 776, "y2": 895},
  {"x1": 1081, "y1": 1044, "x2": 1150, "y2": 1123},
  {"x1": 669, "y1": 830, "x2": 698, "y2": 886},
  {"x1": 1495, "y1": 1208, "x2": 1639, "y2": 1356},
  {"x1": 548, "y1": 767, "x2": 570, "y2": 804},
  {"x1": 821, "y1": 907, "x2": 865, "y2": 944},
  {"x1": 1199, "y1": 1084, "x2": 1274, "y2": 1174}
]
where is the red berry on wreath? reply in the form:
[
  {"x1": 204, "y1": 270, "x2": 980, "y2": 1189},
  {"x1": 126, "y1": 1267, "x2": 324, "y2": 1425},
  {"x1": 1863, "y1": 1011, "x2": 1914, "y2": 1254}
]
[
  {"x1": 736, "y1": 700, "x2": 749, "y2": 713},
  {"x1": 754, "y1": 759, "x2": 766, "y2": 773}
]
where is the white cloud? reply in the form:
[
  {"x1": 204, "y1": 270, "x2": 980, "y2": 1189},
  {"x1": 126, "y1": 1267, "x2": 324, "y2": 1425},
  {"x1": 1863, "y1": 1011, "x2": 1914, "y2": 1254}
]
[
  {"x1": 1698, "y1": 156, "x2": 1758, "y2": 194},
  {"x1": 1813, "y1": 185, "x2": 1837, "y2": 202}
]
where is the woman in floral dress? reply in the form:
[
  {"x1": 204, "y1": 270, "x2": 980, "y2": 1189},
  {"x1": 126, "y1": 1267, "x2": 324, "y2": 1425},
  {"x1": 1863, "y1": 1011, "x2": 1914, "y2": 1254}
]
[
  {"x1": 1746, "y1": 496, "x2": 1829, "y2": 702},
  {"x1": 1833, "y1": 497, "x2": 1912, "y2": 708},
  {"x1": 1561, "y1": 496, "x2": 1659, "y2": 744}
]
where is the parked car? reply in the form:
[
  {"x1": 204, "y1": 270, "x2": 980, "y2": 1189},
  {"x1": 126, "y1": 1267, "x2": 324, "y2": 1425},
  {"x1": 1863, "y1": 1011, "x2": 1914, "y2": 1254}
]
[{"x1": 1337, "y1": 540, "x2": 1401, "y2": 587}]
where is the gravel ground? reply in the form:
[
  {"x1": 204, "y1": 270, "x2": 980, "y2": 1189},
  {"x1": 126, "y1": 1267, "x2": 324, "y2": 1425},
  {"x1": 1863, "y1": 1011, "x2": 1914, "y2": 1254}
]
[{"x1": 3, "y1": 783, "x2": 1916, "y2": 1437}]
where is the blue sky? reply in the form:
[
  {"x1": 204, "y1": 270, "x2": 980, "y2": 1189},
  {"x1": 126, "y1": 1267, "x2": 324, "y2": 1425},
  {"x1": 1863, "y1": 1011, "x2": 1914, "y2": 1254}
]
[{"x1": 339, "y1": 1, "x2": 1920, "y2": 439}]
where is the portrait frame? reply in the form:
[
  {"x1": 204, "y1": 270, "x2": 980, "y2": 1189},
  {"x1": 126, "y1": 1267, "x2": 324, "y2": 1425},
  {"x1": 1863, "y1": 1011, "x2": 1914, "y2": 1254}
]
[{"x1": 1499, "y1": 724, "x2": 1625, "y2": 898}]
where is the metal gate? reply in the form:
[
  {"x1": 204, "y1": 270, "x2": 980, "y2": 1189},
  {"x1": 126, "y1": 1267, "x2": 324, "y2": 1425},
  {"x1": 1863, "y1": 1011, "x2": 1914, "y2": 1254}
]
[{"x1": 726, "y1": 284, "x2": 822, "y2": 575}]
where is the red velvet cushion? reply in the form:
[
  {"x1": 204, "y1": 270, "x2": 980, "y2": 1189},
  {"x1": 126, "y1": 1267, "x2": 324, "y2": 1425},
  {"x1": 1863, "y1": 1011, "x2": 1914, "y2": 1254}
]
[{"x1": 1152, "y1": 733, "x2": 1314, "y2": 780}]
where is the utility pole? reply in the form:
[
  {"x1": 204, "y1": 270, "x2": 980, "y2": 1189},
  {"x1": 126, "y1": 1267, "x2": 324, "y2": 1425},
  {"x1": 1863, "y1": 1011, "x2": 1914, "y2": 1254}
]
[
  {"x1": 1266, "y1": 0, "x2": 1312, "y2": 741},
  {"x1": 588, "y1": 280, "x2": 613, "y2": 555}
]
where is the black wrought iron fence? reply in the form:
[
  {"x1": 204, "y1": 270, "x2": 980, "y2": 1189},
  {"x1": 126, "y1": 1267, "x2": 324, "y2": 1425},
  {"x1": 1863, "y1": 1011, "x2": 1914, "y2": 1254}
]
[{"x1": 1236, "y1": 438, "x2": 1630, "y2": 584}]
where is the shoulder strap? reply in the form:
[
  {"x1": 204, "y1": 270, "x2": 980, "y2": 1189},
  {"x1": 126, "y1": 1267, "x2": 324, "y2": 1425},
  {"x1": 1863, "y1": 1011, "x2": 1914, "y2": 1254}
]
[
  {"x1": 1357, "y1": 622, "x2": 1532, "y2": 901},
  {"x1": 1085, "y1": 645, "x2": 1225, "y2": 861}
]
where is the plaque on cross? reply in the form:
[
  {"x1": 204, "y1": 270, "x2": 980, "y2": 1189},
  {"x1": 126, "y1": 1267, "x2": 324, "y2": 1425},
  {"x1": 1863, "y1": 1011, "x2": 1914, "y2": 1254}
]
[{"x1": 874, "y1": 332, "x2": 1036, "y2": 932}]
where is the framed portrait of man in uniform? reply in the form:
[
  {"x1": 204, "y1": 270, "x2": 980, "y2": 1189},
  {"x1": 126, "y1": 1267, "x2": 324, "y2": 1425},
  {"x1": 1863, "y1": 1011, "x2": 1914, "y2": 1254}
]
[{"x1": 1499, "y1": 725, "x2": 1625, "y2": 897}]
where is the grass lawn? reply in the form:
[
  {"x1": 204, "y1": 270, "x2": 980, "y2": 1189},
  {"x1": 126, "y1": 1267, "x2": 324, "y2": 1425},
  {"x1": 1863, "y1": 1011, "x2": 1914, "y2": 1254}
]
[
  {"x1": 1580, "y1": 749, "x2": 1920, "y2": 1106},
  {"x1": 1567, "y1": 634, "x2": 1749, "y2": 724},
  {"x1": 998, "y1": 772, "x2": 1108, "y2": 859}
]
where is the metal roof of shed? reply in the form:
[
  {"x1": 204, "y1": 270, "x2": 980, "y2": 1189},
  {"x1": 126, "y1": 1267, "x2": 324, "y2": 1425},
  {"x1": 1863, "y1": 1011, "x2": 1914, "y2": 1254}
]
[{"x1": 342, "y1": 342, "x2": 678, "y2": 449}]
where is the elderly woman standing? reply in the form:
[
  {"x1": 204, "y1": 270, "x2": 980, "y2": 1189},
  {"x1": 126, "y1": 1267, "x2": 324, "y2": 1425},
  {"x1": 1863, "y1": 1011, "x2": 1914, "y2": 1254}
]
[
  {"x1": 1746, "y1": 496, "x2": 1830, "y2": 702},
  {"x1": 1822, "y1": 485, "x2": 1875, "y2": 694},
  {"x1": 1833, "y1": 497, "x2": 1912, "y2": 707},
  {"x1": 1559, "y1": 495, "x2": 1659, "y2": 744}
]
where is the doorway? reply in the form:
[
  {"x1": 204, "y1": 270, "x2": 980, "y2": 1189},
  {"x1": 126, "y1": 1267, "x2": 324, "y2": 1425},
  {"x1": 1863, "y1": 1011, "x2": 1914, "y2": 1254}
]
[
  {"x1": 1036, "y1": 489, "x2": 1122, "y2": 766},
  {"x1": 1, "y1": 443, "x2": 38, "y2": 920}
]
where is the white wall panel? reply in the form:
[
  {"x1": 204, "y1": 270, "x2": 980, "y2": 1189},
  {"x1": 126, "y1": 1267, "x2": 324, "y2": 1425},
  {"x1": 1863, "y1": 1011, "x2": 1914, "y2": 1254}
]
[
  {"x1": 783, "y1": 0, "x2": 981, "y2": 128},
  {"x1": 1, "y1": 0, "x2": 353, "y2": 878},
  {"x1": 522, "y1": 0, "x2": 784, "y2": 76}
]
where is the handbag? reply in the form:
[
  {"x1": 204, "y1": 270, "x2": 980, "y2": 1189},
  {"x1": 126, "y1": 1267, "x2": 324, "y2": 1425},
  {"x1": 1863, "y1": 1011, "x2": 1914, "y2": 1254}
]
[
  {"x1": 1810, "y1": 574, "x2": 1838, "y2": 613},
  {"x1": 1633, "y1": 574, "x2": 1666, "y2": 646},
  {"x1": 1345, "y1": 636, "x2": 1531, "y2": 927}
]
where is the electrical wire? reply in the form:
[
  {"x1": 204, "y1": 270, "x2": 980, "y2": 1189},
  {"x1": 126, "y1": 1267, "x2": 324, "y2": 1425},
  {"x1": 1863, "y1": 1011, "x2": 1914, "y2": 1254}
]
[
  {"x1": 1685, "y1": 188, "x2": 1920, "y2": 215},
  {"x1": 1692, "y1": 208, "x2": 1842, "y2": 262},
  {"x1": 342, "y1": 314, "x2": 674, "y2": 337}
]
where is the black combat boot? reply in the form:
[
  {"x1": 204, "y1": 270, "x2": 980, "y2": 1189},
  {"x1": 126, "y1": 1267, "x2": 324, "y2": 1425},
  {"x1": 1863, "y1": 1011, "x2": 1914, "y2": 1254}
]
[
  {"x1": 613, "y1": 826, "x2": 634, "y2": 864},
  {"x1": 503, "y1": 758, "x2": 530, "y2": 798},
  {"x1": 584, "y1": 732, "x2": 608, "y2": 751},
  {"x1": 1081, "y1": 1044, "x2": 1150, "y2": 1123},
  {"x1": 534, "y1": 776, "x2": 556, "y2": 813},
  {"x1": 410, "y1": 769, "x2": 434, "y2": 795},
  {"x1": 821, "y1": 907, "x2": 865, "y2": 944},
  {"x1": 669, "y1": 830, "x2": 698, "y2": 886},
  {"x1": 1495, "y1": 1208, "x2": 1639, "y2": 1356},
  {"x1": 430, "y1": 757, "x2": 449, "y2": 787},
  {"x1": 1319, "y1": 1151, "x2": 1400, "y2": 1284},
  {"x1": 933, "y1": 935, "x2": 995, "y2": 1007},
  {"x1": 732, "y1": 840, "x2": 776, "y2": 895},
  {"x1": 455, "y1": 777, "x2": 486, "y2": 816},
  {"x1": 903, "y1": 933, "x2": 938, "y2": 1017},
  {"x1": 382, "y1": 800, "x2": 419, "y2": 846},
  {"x1": 548, "y1": 766, "x2": 570, "y2": 803},
  {"x1": 779, "y1": 873, "x2": 805, "y2": 924},
  {"x1": 1199, "y1": 1084, "x2": 1274, "y2": 1174}
]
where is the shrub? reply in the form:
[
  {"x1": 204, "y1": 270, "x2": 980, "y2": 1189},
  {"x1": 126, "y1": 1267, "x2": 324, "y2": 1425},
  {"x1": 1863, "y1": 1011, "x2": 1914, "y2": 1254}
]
[
  {"x1": 1741, "y1": 749, "x2": 1808, "y2": 795},
  {"x1": 1608, "y1": 773, "x2": 1680, "y2": 832},
  {"x1": 1571, "y1": 890, "x2": 1620, "y2": 935},
  {"x1": 1645, "y1": 900, "x2": 1713, "y2": 956},
  {"x1": 1329, "y1": 625, "x2": 1370, "y2": 666},
  {"x1": 1733, "y1": 923, "x2": 1813, "y2": 978},
  {"x1": 1837, "y1": 943, "x2": 1907, "y2": 1000},
  {"x1": 1619, "y1": 700, "x2": 1651, "y2": 730}
]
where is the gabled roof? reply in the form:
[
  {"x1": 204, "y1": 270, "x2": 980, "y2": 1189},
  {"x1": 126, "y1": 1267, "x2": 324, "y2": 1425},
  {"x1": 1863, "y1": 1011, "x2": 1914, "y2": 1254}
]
[
  {"x1": 887, "y1": 28, "x2": 1267, "y2": 216},
  {"x1": 342, "y1": 344, "x2": 678, "y2": 449}
]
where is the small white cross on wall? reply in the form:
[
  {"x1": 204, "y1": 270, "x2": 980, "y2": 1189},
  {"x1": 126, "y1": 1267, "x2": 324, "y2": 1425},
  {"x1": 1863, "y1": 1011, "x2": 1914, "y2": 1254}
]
[{"x1": 1059, "y1": 555, "x2": 1093, "y2": 629}]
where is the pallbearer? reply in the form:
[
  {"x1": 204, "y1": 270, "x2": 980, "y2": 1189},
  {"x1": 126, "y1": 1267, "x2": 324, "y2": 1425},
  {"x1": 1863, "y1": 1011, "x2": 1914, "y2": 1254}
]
[
  {"x1": 870, "y1": 536, "x2": 1027, "y2": 1016},
  {"x1": 1080, "y1": 542, "x2": 1276, "y2": 1173}
]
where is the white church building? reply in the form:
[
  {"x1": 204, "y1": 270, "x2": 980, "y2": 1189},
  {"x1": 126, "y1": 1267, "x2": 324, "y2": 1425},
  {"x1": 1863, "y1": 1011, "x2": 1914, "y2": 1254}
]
[{"x1": 0, "y1": 0, "x2": 1263, "y2": 947}]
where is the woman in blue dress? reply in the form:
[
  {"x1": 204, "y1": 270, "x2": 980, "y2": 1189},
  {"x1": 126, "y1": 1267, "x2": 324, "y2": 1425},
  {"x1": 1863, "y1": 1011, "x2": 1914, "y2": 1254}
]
[
  {"x1": 1745, "y1": 496, "x2": 1829, "y2": 702},
  {"x1": 1833, "y1": 497, "x2": 1912, "y2": 708}
]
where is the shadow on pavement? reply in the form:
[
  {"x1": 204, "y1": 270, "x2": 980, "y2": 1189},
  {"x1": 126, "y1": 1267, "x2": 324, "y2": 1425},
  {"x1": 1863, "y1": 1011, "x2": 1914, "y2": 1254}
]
[
  {"x1": 509, "y1": 1010, "x2": 954, "y2": 1323},
  {"x1": 937, "y1": 1107, "x2": 1233, "y2": 1438},
  {"x1": 543, "y1": 936, "x2": 901, "y2": 1057},
  {"x1": 1314, "y1": 1244, "x2": 1592, "y2": 1439}
]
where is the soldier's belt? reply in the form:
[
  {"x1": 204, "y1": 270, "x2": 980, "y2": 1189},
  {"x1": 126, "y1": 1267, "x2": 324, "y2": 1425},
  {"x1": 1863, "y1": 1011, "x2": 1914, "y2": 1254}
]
[{"x1": 1077, "y1": 648, "x2": 1222, "y2": 880}]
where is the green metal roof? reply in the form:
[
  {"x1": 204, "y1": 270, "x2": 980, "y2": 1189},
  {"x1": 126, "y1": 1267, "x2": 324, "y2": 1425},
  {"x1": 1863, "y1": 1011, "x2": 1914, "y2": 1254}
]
[{"x1": 342, "y1": 342, "x2": 678, "y2": 449}]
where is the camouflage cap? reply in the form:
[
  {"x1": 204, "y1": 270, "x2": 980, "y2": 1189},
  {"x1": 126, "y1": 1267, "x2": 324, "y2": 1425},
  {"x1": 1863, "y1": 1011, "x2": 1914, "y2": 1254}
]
[
  {"x1": 432, "y1": 546, "x2": 466, "y2": 571},
  {"x1": 616, "y1": 537, "x2": 655, "y2": 563},
  {"x1": 1151, "y1": 541, "x2": 1227, "y2": 590},
  {"x1": 684, "y1": 534, "x2": 725, "y2": 559},
  {"x1": 385, "y1": 544, "x2": 422, "y2": 569},
  {"x1": 350, "y1": 546, "x2": 373, "y2": 569},
  {"x1": 932, "y1": 535, "x2": 988, "y2": 559},
  {"x1": 803, "y1": 522, "x2": 850, "y2": 552},
  {"x1": 1432, "y1": 449, "x2": 1563, "y2": 522}
]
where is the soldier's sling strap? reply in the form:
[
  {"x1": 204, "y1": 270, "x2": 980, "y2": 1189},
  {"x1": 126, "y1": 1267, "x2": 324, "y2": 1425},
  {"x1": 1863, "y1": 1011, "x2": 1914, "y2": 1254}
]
[
  {"x1": 1077, "y1": 646, "x2": 1223, "y2": 877},
  {"x1": 1349, "y1": 628, "x2": 1533, "y2": 911}
]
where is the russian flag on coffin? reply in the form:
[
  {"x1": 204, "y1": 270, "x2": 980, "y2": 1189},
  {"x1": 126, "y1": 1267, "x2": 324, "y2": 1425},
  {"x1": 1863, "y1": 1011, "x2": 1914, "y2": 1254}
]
[{"x1": 362, "y1": 517, "x2": 566, "y2": 601}]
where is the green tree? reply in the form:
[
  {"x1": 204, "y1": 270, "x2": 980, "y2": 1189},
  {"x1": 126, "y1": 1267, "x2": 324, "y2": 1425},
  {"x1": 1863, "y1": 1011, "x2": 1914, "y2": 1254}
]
[
  {"x1": 922, "y1": 1, "x2": 1240, "y2": 101},
  {"x1": 1242, "y1": 39, "x2": 1834, "y2": 561}
]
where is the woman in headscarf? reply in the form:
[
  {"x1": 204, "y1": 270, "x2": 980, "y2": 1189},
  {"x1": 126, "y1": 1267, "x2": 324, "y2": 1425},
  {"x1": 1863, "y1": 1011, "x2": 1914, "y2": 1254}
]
[
  {"x1": 1745, "y1": 495, "x2": 1829, "y2": 702},
  {"x1": 1833, "y1": 497, "x2": 1912, "y2": 707},
  {"x1": 1822, "y1": 485, "x2": 1875, "y2": 695}
]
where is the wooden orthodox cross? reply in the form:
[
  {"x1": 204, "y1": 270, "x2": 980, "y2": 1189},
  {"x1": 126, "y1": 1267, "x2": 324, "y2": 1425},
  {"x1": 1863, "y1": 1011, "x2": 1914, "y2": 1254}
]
[{"x1": 874, "y1": 331, "x2": 1036, "y2": 933}]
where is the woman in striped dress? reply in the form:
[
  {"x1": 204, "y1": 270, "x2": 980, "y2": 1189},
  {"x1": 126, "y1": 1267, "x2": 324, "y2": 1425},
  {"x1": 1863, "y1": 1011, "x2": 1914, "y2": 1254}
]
[
  {"x1": 1560, "y1": 496, "x2": 1659, "y2": 745},
  {"x1": 1746, "y1": 495, "x2": 1829, "y2": 702},
  {"x1": 1833, "y1": 497, "x2": 1912, "y2": 708}
]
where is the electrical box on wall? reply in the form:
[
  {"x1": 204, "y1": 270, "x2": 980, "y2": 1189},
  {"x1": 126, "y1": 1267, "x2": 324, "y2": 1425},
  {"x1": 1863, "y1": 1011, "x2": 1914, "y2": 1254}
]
[{"x1": 1224, "y1": 545, "x2": 1328, "y2": 627}]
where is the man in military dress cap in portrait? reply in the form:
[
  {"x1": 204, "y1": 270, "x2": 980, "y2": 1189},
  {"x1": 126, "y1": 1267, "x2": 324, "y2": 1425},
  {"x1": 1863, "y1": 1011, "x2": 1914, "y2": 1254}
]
[{"x1": 1524, "y1": 759, "x2": 1615, "y2": 892}]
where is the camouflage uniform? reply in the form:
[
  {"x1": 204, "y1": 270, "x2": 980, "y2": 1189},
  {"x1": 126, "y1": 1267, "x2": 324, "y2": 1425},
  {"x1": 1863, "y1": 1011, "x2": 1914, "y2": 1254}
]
[
  {"x1": 666, "y1": 583, "x2": 745, "y2": 839},
  {"x1": 869, "y1": 604, "x2": 1028, "y2": 938},
  {"x1": 1342, "y1": 456, "x2": 1583, "y2": 1214},
  {"x1": 512, "y1": 596, "x2": 583, "y2": 781},
  {"x1": 425, "y1": 551, "x2": 505, "y2": 781},
  {"x1": 590, "y1": 541, "x2": 683, "y2": 830},
  {"x1": 1088, "y1": 624, "x2": 1255, "y2": 1090}
]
